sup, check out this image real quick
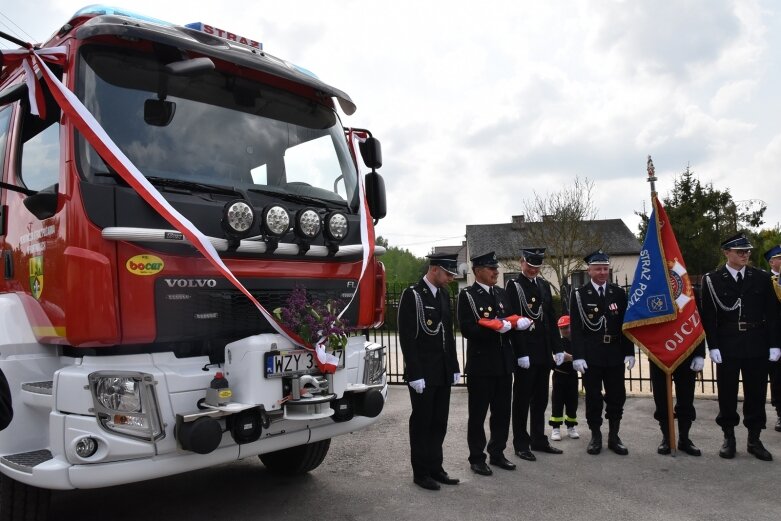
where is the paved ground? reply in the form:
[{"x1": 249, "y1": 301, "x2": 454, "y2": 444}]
[{"x1": 52, "y1": 386, "x2": 781, "y2": 520}]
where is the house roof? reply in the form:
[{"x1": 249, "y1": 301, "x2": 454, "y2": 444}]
[
  {"x1": 465, "y1": 218, "x2": 641, "y2": 261},
  {"x1": 432, "y1": 242, "x2": 468, "y2": 278}
]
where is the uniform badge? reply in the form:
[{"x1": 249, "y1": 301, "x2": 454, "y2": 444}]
[
  {"x1": 487, "y1": 306, "x2": 493, "y2": 312},
  {"x1": 594, "y1": 307, "x2": 599, "y2": 313},
  {"x1": 588, "y1": 314, "x2": 594, "y2": 319},
  {"x1": 483, "y1": 312, "x2": 490, "y2": 318},
  {"x1": 531, "y1": 297, "x2": 536, "y2": 303},
  {"x1": 499, "y1": 303, "x2": 504, "y2": 309},
  {"x1": 426, "y1": 319, "x2": 433, "y2": 326}
]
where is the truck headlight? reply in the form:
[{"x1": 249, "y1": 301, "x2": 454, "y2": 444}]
[
  {"x1": 362, "y1": 344, "x2": 386, "y2": 386},
  {"x1": 262, "y1": 205, "x2": 290, "y2": 237},
  {"x1": 295, "y1": 208, "x2": 321, "y2": 240},
  {"x1": 222, "y1": 200, "x2": 255, "y2": 238},
  {"x1": 89, "y1": 372, "x2": 165, "y2": 441},
  {"x1": 324, "y1": 212, "x2": 348, "y2": 242}
]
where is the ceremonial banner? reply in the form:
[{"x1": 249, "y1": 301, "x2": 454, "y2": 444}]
[{"x1": 622, "y1": 196, "x2": 704, "y2": 373}]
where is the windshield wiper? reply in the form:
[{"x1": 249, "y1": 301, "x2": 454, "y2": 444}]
[
  {"x1": 93, "y1": 171, "x2": 238, "y2": 196},
  {"x1": 247, "y1": 187, "x2": 347, "y2": 209},
  {"x1": 144, "y1": 177, "x2": 241, "y2": 196}
]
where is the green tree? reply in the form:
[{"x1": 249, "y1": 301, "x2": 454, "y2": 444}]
[
  {"x1": 635, "y1": 165, "x2": 766, "y2": 275},
  {"x1": 752, "y1": 225, "x2": 781, "y2": 270},
  {"x1": 376, "y1": 236, "x2": 427, "y2": 284}
]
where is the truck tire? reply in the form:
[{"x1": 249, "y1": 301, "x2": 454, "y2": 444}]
[
  {"x1": 0, "y1": 475, "x2": 50, "y2": 521},
  {"x1": 259, "y1": 439, "x2": 331, "y2": 475}
]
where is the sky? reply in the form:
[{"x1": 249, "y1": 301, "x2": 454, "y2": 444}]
[{"x1": 2, "y1": 0, "x2": 781, "y2": 257}]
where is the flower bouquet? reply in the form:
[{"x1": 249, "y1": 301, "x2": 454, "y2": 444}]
[{"x1": 272, "y1": 287, "x2": 350, "y2": 372}]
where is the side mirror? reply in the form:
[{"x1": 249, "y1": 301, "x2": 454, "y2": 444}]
[
  {"x1": 23, "y1": 183, "x2": 59, "y2": 220},
  {"x1": 144, "y1": 99, "x2": 176, "y2": 126},
  {"x1": 359, "y1": 137, "x2": 382, "y2": 169},
  {"x1": 365, "y1": 171, "x2": 386, "y2": 220}
]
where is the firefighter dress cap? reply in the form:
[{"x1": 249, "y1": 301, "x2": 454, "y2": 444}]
[
  {"x1": 471, "y1": 251, "x2": 499, "y2": 268},
  {"x1": 427, "y1": 253, "x2": 459, "y2": 275},
  {"x1": 763, "y1": 244, "x2": 781, "y2": 262},
  {"x1": 557, "y1": 315, "x2": 571, "y2": 328},
  {"x1": 584, "y1": 249, "x2": 610, "y2": 265},
  {"x1": 720, "y1": 233, "x2": 752, "y2": 250},
  {"x1": 522, "y1": 248, "x2": 546, "y2": 268}
]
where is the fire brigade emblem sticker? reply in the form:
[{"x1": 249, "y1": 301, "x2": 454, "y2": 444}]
[{"x1": 29, "y1": 256, "x2": 44, "y2": 300}]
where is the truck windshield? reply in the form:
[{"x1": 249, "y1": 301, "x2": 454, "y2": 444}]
[{"x1": 75, "y1": 45, "x2": 358, "y2": 208}]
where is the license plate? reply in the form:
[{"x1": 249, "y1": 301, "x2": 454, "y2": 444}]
[{"x1": 264, "y1": 348, "x2": 344, "y2": 378}]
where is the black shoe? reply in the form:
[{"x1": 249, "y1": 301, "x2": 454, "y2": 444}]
[
  {"x1": 775, "y1": 417, "x2": 781, "y2": 433},
  {"x1": 514, "y1": 449, "x2": 536, "y2": 461},
  {"x1": 430, "y1": 471, "x2": 459, "y2": 485},
  {"x1": 657, "y1": 438, "x2": 671, "y2": 455},
  {"x1": 489, "y1": 455, "x2": 517, "y2": 470},
  {"x1": 587, "y1": 432, "x2": 602, "y2": 455},
  {"x1": 719, "y1": 436, "x2": 736, "y2": 459},
  {"x1": 531, "y1": 444, "x2": 563, "y2": 455},
  {"x1": 608, "y1": 436, "x2": 629, "y2": 456},
  {"x1": 470, "y1": 462, "x2": 493, "y2": 476},
  {"x1": 677, "y1": 438, "x2": 702, "y2": 457},
  {"x1": 747, "y1": 439, "x2": 773, "y2": 461},
  {"x1": 413, "y1": 475, "x2": 440, "y2": 491}
]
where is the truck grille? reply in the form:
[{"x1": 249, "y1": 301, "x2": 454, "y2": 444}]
[{"x1": 154, "y1": 278, "x2": 358, "y2": 342}]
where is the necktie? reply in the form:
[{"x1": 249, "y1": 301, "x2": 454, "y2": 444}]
[
  {"x1": 736, "y1": 272, "x2": 743, "y2": 284},
  {"x1": 598, "y1": 286, "x2": 605, "y2": 298}
]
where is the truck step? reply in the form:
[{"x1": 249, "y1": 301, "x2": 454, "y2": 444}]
[
  {"x1": 20, "y1": 381, "x2": 54, "y2": 409},
  {"x1": 0, "y1": 449, "x2": 53, "y2": 474}
]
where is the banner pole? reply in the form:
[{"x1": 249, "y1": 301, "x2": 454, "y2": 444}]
[
  {"x1": 647, "y1": 155, "x2": 657, "y2": 196},
  {"x1": 666, "y1": 372, "x2": 677, "y2": 457}
]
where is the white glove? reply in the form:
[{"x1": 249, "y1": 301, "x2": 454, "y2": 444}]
[
  {"x1": 770, "y1": 348, "x2": 781, "y2": 362},
  {"x1": 409, "y1": 379, "x2": 425, "y2": 394},
  {"x1": 517, "y1": 356, "x2": 530, "y2": 369},
  {"x1": 624, "y1": 356, "x2": 636, "y2": 371},
  {"x1": 710, "y1": 349, "x2": 722, "y2": 364},
  {"x1": 453, "y1": 373, "x2": 461, "y2": 385},
  {"x1": 690, "y1": 356, "x2": 705, "y2": 372},
  {"x1": 498, "y1": 320, "x2": 512, "y2": 334},
  {"x1": 515, "y1": 317, "x2": 533, "y2": 330},
  {"x1": 573, "y1": 359, "x2": 588, "y2": 374},
  {"x1": 554, "y1": 352, "x2": 565, "y2": 366}
]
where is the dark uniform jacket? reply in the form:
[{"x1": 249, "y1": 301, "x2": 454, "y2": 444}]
[
  {"x1": 457, "y1": 283, "x2": 516, "y2": 377},
  {"x1": 398, "y1": 278, "x2": 460, "y2": 386},
  {"x1": 569, "y1": 282, "x2": 634, "y2": 367},
  {"x1": 505, "y1": 275, "x2": 558, "y2": 367},
  {"x1": 554, "y1": 337, "x2": 575, "y2": 375},
  {"x1": 700, "y1": 266, "x2": 780, "y2": 358}
]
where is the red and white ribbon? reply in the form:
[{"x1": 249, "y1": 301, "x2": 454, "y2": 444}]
[{"x1": 11, "y1": 46, "x2": 375, "y2": 374}]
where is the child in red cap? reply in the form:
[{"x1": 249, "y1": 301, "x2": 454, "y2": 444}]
[{"x1": 549, "y1": 315, "x2": 580, "y2": 441}]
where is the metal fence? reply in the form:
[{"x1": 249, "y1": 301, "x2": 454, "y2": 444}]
[{"x1": 365, "y1": 282, "x2": 723, "y2": 396}]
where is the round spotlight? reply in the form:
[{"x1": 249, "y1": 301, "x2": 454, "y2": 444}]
[
  {"x1": 222, "y1": 200, "x2": 254, "y2": 237},
  {"x1": 325, "y1": 212, "x2": 349, "y2": 242},
  {"x1": 262, "y1": 205, "x2": 290, "y2": 237},
  {"x1": 295, "y1": 209, "x2": 321, "y2": 240},
  {"x1": 75, "y1": 437, "x2": 99, "y2": 458}
]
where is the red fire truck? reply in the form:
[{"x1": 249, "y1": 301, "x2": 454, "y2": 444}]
[{"x1": 0, "y1": 5, "x2": 387, "y2": 518}]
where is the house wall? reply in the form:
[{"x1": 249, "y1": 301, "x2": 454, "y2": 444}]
[{"x1": 464, "y1": 254, "x2": 640, "y2": 291}]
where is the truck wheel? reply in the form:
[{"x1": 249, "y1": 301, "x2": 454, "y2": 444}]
[
  {"x1": 259, "y1": 439, "x2": 331, "y2": 475},
  {"x1": 0, "y1": 475, "x2": 51, "y2": 521}
]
